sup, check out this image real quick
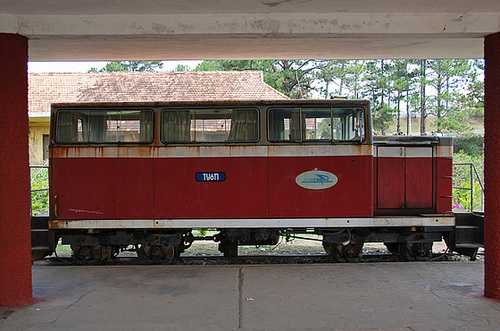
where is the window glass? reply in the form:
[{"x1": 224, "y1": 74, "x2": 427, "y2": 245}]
[
  {"x1": 268, "y1": 108, "x2": 301, "y2": 141},
  {"x1": 162, "y1": 108, "x2": 258, "y2": 143},
  {"x1": 268, "y1": 107, "x2": 364, "y2": 143},
  {"x1": 55, "y1": 110, "x2": 153, "y2": 143},
  {"x1": 303, "y1": 108, "x2": 332, "y2": 141},
  {"x1": 333, "y1": 108, "x2": 364, "y2": 141}
]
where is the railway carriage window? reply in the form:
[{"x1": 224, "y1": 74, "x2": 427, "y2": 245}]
[
  {"x1": 193, "y1": 109, "x2": 231, "y2": 142},
  {"x1": 227, "y1": 109, "x2": 258, "y2": 141},
  {"x1": 162, "y1": 108, "x2": 258, "y2": 143},
  {"x1": 163, "y1": 110, "x2": 191, "y2": 142},
  {"x1": 55, "y1": 110, "x2": 153, "y2": 143},
  {"x1": 268, "y1": 108, "x2": 301, "y2": 141},
  {"x1": 89, "y1": 112, "x2": 107, "y2": 142},
  {"x1": 268, "y1": 107, "x2": 365, "y2": 143},
  {"x1": 334, "y1": 108, "x2": 364, "y2": 141},
  {"x1": 303, "y1": 108, "x2": 332, "y2": 141},
  {"x1": 56, "y1": 111, "x2": 81, "y2": 142}
]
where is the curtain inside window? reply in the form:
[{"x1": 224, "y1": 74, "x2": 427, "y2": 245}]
[
  {"x1": 89, "y1": 114, "x2": 107, "y2": 142},
  {"x1": 56, "y1": 112, "x2": 80, "y2": 142},
  {"x1": 139, "y1": 111, "x2": 153, "y2": 142},
  {"x1": 269, "y1": 116, "x2": 285, "y2": 141},
  {"x1": 290, "y1": 111, "x2": 304, "y2": 141},
  {"x1": 228, "y1": 110, "x2": 258, "y2": 141},
  {"x1": 163, "y1": 111, "x2": 191, "y2": 142}
]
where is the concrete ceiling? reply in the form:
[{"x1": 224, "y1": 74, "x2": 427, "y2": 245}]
[{"x1": 1, "y1": 1, "x2": 499, "y2": 61}]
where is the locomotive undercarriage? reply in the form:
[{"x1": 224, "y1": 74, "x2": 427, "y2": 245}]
[
  {"x1": 32, "y1": 213, "x2": 483, "y2": 263},
  {"x1": 321, "y1": 228, "x2": 445, "y2": 261},
  {"x1": 59, "y1": 230, "x2": 184, "y2": 264},
  {"x1": 41, "y1": 225, "x2": 478, "y2": 264}
]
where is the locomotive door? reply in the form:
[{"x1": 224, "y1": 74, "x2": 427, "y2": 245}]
[{"x1": 377, "y1": 146, "x2": 434, "y2": 210}]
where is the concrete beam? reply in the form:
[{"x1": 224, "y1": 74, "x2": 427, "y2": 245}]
[
  {"x1": 16, "y1": 13, "x2": 499, "y2": 36},
  {"x1": 4, "y1": 10, "x2": 498, "y2": 60},
  {"x1": 28, "y1": 35, "x2": 485, "y2": 61},
  {"x1": 0, "y1": 14, "x2": 17, "y2": 33}
]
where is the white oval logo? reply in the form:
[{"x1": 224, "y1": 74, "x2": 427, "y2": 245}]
[{"x1": 295, "y1": 170, "x2": 338, "y2": 190}]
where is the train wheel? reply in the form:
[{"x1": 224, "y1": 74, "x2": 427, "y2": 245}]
[
  {"x1": 322, "y1": 242, "x2": 344, "y2": 262},
  {"x1": 324, "y1": 236, "x2": 364, "y2": 262},
  {"x1": 146, "y1": 244, "x2": 176, "y2": 264},
  {"x1": 408, "y1": 242, "x2": 433, "y2": 261},
  {"x1": 322, "y1": 241, "x2": 335, "y2": 255},
  {"x1": 340, "y1": 242, "x2": 363, "y2": 262},
  {"x1": 385, "y1": 243, "x2": 414, "y2": 261},
  {"x1": 385, "y1": 242, "x2": 432, "y2": 261},
  {"x1": 71, "y1": 244, "x2": 101, "y2": 264},
  {"x1": 398, "y1": 244, "x2": 415, "y2": 261},
  {"x1": 99, "y1": 245, "x2": 120, "y2": 262}
]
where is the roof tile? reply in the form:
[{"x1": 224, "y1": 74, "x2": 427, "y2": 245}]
[{"x1": 28, "y1": 71, "x2": 289, "y2": 114}]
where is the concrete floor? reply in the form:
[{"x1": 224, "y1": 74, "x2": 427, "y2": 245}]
[{"x1": 1, "y1": 261, "x2": 499, "y2": 330}]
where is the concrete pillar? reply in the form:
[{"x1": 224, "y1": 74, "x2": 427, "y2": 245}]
[
  {"x1": 484, "y1": 32, "x2": 500, "y2": 300},
  {"x1": 0, "y1": 33, "x2": 32, "y2": 307}
]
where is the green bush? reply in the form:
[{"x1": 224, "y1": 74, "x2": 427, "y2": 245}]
[
  {"x1": 31, "y1": 167, "x2": 49, "y2": 215},
  {"x1": 453, "y1": 135, "x2": 484, "y2": 157},
  {"x1": 452, "y1": 151, "x2": 484, "y2": 212}
]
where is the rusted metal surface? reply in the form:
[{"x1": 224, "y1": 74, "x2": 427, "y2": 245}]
[
  {"x1": 51, "y1": 99, "x2": 370, "y2": 110},
  {"x1": 51, "y1": 146, "x2": 155, "y2": 158},
  {"x1": 155, "y1": 145, "x2": 268, "y2": 158},
  {"x1": 268, "y1": 144, "x2": 372, "y2": 157},
  {"x1": 52, "y1": 145, "x2": 373, "y2": 159}
]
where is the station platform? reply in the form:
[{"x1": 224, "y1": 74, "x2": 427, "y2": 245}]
[{"x1": 1, "y1": 261, "x2": 499, "y2": 330}]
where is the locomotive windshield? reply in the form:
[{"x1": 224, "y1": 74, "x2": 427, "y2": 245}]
[
  {"x1": 55, "y1": 109, "x2": 154, "y2": 143},
  {"x1": 268, "y1": 107, "x2": 365, "y2": 142}
]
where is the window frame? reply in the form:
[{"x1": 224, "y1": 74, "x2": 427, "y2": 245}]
[
  {"x1": 160, "y1": 107, "x2": 261, "y2": 144},
  {"x1": 54, "y1": 108, "x2": 155, "y2": 145},
  {"x1": 266, "y1": 106, "x2": 366, "y2": 144}
]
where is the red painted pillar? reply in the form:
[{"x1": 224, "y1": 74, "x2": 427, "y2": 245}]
[
  {"x1": 484, "y1": 32, "x2": 500, "y2": 300},
  {"x1": 0, "y1": 33, "x2": 32, "y2": 307}
]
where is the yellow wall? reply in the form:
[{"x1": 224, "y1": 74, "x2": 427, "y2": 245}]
[{"x1": 29, "y1": 117, "x2": 50, "y2": 165}]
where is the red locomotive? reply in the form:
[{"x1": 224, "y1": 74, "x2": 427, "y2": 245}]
[{"x1": 31, "y1": 100, "x2": 483, "y2": 263}]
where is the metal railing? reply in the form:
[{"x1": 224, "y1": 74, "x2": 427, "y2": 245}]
[
  {"x1": 30, "y1": 165, "x2": 49, "y2": 216},
  {"x1": 453, "y1": 163, "x2": 484, "y2": 212}
]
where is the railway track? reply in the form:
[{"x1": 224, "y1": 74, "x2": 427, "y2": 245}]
[{"x1": 36, "y1": 251, "x2": 479, "y2": 266}]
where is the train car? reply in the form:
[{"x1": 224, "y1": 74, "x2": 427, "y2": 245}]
[{"x1": 31, "y1": 100, "x2": 484, "y2": 263}]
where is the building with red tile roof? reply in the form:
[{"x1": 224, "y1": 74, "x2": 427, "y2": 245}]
[{"x1": 28, "y1": 71, "x2": 288, "y2": 163}]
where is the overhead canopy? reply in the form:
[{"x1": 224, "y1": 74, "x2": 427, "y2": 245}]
[{"x1": 1, "y1": 0, "x2": 499, "y2": 61}]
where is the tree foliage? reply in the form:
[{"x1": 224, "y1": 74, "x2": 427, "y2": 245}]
[
  {"x1": 192, "y1": 59, "x2": 483, "y2": 136},
  {"x1": 89, "y1": 61, "x2": 163, "y2": 72},
  {"x1": 195, "y1": 60, "x2": 319, "y2": 98},
  {"x1": 90, "y1": 58, "x2": 484, "y2": 136}
]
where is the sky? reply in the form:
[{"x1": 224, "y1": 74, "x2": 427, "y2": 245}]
[{"x1": 27, "y1": 60, "x2": 202, "y2": 73}]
